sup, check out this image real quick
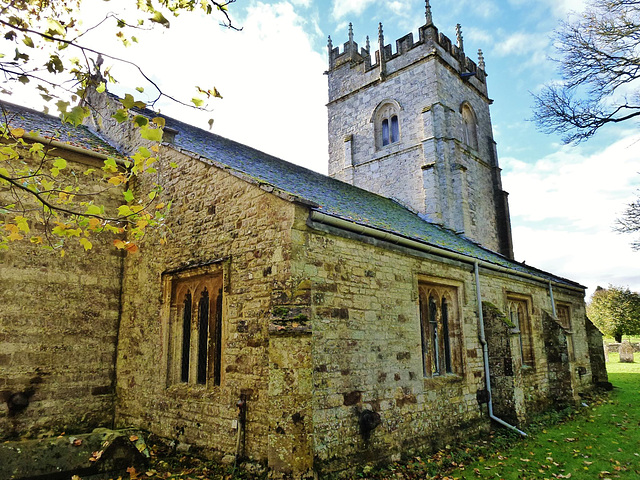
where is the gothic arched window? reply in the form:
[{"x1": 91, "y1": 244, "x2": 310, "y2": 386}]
[
  {"x1": 169, "y1": 272, "x2": 224, "y2": 387},
  {"x1": 507, "y1": 297, "x2": 534, "y2": 367},
  {"x1": 461, "y1": 103, "x2": 478, "y2": 150},
  {"x1": 418, "y1": 282, "x2": 462, "y2": 377},
  {"x1": 373, "y1": 100, "x2": 401, "y2": 149}
]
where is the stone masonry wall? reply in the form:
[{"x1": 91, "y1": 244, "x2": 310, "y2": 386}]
[
  {"x1": 296, "y1": 225, "x2": 489, "y2": 474},
  {"x1": 113, "y1": 146, "x2": 310, "y2": 474},
  {"x1": 0, "y1": 149, "x2": 123, "y2": 439},
  {"x1": 294, "y1": 221, "x2": 596, "y2": 472}
]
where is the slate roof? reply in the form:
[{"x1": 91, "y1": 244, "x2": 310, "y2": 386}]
[
  {"x1": 0, "y1": 102, "x2": 121, "y2": 158},
  {"x1": 1, "y1": 100, "x2": 584, "y2": 289}
]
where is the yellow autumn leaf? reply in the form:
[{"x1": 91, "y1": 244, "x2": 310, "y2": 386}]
[
  {"x1": 88, "y1": 218, "x2": 101, "y2": 230},
  {"x1": 108, "y1": 175, "x2": 124, "y2": 186},
  {"x1": 8, "y1": 231, "x2": 23, "y2": 241},
  {"x1": 11, "y1": 128, "x2": 25, "y2": 138},
  {"x1": 79, "y1": 237, "x2": 92, "y2": 251},
  {"x1": 125, "y1": 242, "x2": 139, "y2": 253},
  {"x1": 113, "y1": 239, "x2": 126, "y2": 249}
]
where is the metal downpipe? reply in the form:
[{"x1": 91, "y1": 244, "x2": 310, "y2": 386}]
[{"x1": 475, "y1": 261, "x2": 527, "y2": 437}]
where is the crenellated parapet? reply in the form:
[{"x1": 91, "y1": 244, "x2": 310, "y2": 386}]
[{"x1": 327, "y1": 14, "x2": 487, "y2": 102}]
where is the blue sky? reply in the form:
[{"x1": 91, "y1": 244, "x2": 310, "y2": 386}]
[{"x1": 4, "y1": 0, "x2": 639, "y2": 296}]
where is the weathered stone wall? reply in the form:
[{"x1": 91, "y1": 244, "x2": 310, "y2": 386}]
[
  {"x1": 586, "y1": 322, "x2": 608, "y2": 384},
  {"x1": 482, "y1": 302, "x2": 525, "y2": 425},
  {"x1": 541, "y1": 312, "x2": 573, "y2": 409},
  {"x1": 112, "y1": 146, "x2": 311, "y2": 474},
  {"x1": 293, "y1": 221, "x2": 597, "y2": 473},
  {"x1": 0, "y1": 150, "x2": 123, "y2": 439},
  {"x1": 296, "y1": 225, "x2": 489, "y2": 474}
]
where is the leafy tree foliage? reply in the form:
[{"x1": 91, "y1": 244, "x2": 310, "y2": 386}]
[
  {"x1": 587, "y1": 285, "x2": 640, "y2": 342},
  {"x1": 0, "y1": 0, "x2": 234, "y2": 254},
  {"x1": 532, "y1": 0, "x2": 640, "y2": 144}
]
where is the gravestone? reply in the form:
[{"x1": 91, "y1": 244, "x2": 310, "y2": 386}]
[{"x1": 620, "y1": 340, "x2": 635, "y2": 363}]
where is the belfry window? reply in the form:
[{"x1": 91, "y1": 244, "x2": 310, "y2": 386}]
[
  {"x1": 168, "y1": 271, "x2": 224, "y2": 387},
  {"x1": 418, "y1": 282, "x2": 462, "y2": 377},
  {"x1": 461, "y1": 103, "x2": 478, "y2": 150},
  {"x1": 373, "y1": 100, "x2": 401, "y2": 149}
]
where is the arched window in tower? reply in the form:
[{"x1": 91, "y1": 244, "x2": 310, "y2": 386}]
[
  {"x1": 372, "y1": 100, "x2": 401, "y2": 149},
  {"x1": 461, "y1": 103, "x2": 478, "y2": 150}
]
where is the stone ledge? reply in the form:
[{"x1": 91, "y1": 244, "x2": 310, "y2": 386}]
[{"x1": 0, "y1": 428, "x2": 148, "y2": 480}]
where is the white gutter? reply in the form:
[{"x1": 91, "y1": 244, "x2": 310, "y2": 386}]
[
  {"x1": 475, "y1": 262, "x2": 527, "y2": 437},
  {"x1": 309, "y1": 210, "x2": 584, "y2": 293},
  {"x1": 549, "y1": 281, "x2": 557, "y2": 317}
]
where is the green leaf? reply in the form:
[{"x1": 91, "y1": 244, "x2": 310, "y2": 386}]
[
  {"x1": 56, "y1": 100, "x2": 70, "y2": 113},
  {"x1": 140, "y1": 126, "x2": 163, "y2": 142},
  {"x1": 103, "y1": 158, "x2": 118, "y2": 172},
  {"x1": 23, "y1": 36, "x2": 34, "y2": 48},
  {"x1": 133, "y1": 115, "x2": 149, "y2": 127},
  {"x1": 152, "y1": 117, "x2": 165, "y2": 128},
  {"x1": 123, "y1": 189, "x2": 135, "y2": 202},
  {"x1": 46, "y1": 18, "x2": 65, "y2": 36},
  {"x1": 61, "y1": 106, "x2": 89, "y2": 126},
  {"x1": 96, "y1": 82, "x2": 106, "y2": 93},
  {"x1": 150, "y1": 11, "x2": 170, "y2": 27},
  {"x1": 46, "y1": 54, "x2": 64, "y2": 73},
  {"x1": 112, "y1": 109, "x2": 128, "y2": 123},
  {"x1": 85, "y1": 204, "x2": 102, "y2": 215},
  {"x1": 53, "y1": 157, "x2": 67, "y2": 170},
  {"x1": 121, "y1": 93, "x2": 145, "y2": 110},
  {"x1": 191, "y1": 97, "x2": 204, "y2": 107},
  {"x1": 169, "y1": 162, "x2": 178, "y2": 168},
  {"x1": 138, "y1": 146, "x2": 152, "y2": 158},
  {"x1": 118, "y1": 205, "x2": 134, "y2": 217}
]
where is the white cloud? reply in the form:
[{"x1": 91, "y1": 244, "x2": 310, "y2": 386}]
[
  {"x1": 493, "y1": 31, "x2": 549, "y2": 57},
  {"x1": 331, "y1": 0, "x2": 377, "y2": 20},
  {"x1": 508, "y1": 0, "x2": 587, "y2": 18},
  {"x1": 388, "y1": 1, "x2": 408, "y2": 17},
  {"x1": 503, "y1": 134, "x2": 640, "y2": 296}
]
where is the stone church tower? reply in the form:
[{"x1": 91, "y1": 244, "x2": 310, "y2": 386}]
[{"x1": 327, "y1": 2, "x2": 514, "y2": 259}]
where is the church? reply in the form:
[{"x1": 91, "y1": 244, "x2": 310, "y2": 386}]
[{"x1": 0, "y1": 4, "x2": 607, "y2": 478}]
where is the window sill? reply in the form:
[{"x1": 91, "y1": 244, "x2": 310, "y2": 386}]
[
  {"x1": 423, "y1": 373, "x2": 463, "y2": 387},
  {"x1": 165, "y1": 383, "x2": 221, "y2": 398}
]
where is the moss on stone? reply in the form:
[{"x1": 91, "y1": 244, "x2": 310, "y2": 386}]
[{"x1": 483, "y1": 301, "x2": 514, "y2": 328}]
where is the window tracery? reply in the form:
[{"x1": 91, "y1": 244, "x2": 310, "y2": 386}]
[
  {"x1": 418, "y1": 282, "x2": 461, "y2": 377},
  {"x1": 507, "y1": 297, "x2": 534, "y2": 367},
  {"x1": 373, "y1": 100, "x2": 401, "y2": 149},
  {"x1": 169, "y1": 273, "x2": 223, "y2": 387}
]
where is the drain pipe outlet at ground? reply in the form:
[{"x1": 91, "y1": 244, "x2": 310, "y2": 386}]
[{"x1": 475, "y1": 261, "x2": 527, "y2": 437}]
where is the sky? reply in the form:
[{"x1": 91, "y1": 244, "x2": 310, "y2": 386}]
[{"x1": 3, "y1": 0, "x2": 639, "y2": 298}]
